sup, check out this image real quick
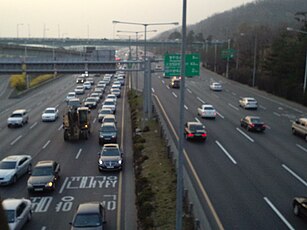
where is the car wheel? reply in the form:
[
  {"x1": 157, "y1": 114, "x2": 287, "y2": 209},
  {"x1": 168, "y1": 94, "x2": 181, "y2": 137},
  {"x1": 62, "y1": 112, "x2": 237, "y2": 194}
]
[
  {"x1": 27, "y1": 211, "x2": 32, "y2": 222},
  {"x1": 293, "y1": 203, "x2": 300, "y2": 216},
  {"x1": 12, "y1": 175, "x2": 17, "y2": 184},
  {"x1": 27, "y1": 164, "x2": 32, "y2": 173}
]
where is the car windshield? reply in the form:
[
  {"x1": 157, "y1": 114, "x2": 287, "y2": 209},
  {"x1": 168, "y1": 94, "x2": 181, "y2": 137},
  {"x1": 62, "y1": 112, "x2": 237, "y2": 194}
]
[
  {"x1": 86, "y1": 98, "x2": 96, "y2": 102},
  {"x1": 250, "y1": 118, "x2": 261, "y2": 123},
  {"x1": 104, "y1": 118, "x2": 115, "y2": 123},
  {"x1": 73, "y1": 214, "x2": 101, "y2": 227},
  {"x1": 32, "y1": 166, "x2": 53, "y2": 176},
  {"x1": 204, "y1": 107, "x2": 214, "y2": 110},
  {"x1": 104, "y1": 101, "x2": 114, "y2": 106},
  {"x1": 102, "y1": 148, "x2": 120, "y2": 156},
  {"x1": 0, "y1": 161, "x2": 16, "y2": 169},
  {"x1": 5, "y1": 210, "x2": 15, "y2": 223},
  {"x1": 10, "y1": 114, "x2": 22, "y2": 118},
  {"x1": 100, "y1": 110, "x2": 111, "y2": 115},
  {"x1": 248, "y1": 99, "x2": 256, "y2": 103},
  {"x1": 190, "y1": 125, "x2": 204, "y2": 131},
  {"x1": 101, "y1": 125, "x2": 116, "y2": 132},
  {"x1": 44, "y1": 109, "x2": 55, "y2": 114}
]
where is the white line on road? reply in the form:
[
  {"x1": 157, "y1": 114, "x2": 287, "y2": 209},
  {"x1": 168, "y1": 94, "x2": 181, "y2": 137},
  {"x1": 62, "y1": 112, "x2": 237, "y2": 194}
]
[
  {"x1": 172, "y1": 92, "x2": 177, "y2": 98},
  {"x1": 184, "y1": 105, "x2": 188, "y2": 110},
  {"x1": 263, "y1": 197, "x2": 295, "y2": 230},
  {"x1": 58, "y1": 124, "x2": 63, "y2": 131},
  {"x1": 10, "y1": 135, "x2": 22, "y2": 145},
  {"x1": 265, "y1": 125, "x2": 271, "y2": 130},
  {"x1": 273, "y1": 112, "x2": 281, "y2": 117},
  {"x1": 187, "y1": 88, "x2": 192, "y2": 94},
  {"x1": 93, "y1": 118, "x2": 96, "y2": 124},
  {"x1": 197, "y1": 97, "x2": 205, "y2": 104},
  {"x1": 41, "y1": 227, "x2": 47, "y2": 230},
  {"x1": 30, "y1": 122, "x2": 38, "y2": 129},
  {"x1": 212, "y1": 93, "x2": 220, "y2": 99},
  {"x1": 216, "y1": 111, "x2": 224, "y2": 119},
  {"x1": 151, "y1": 88, "x2": 155, "y2": 93},
  {"x1": 162, "y1": 80, "x2": 165, "y2": 84},
  {"x1": 42, "y1": 140, "x2": 51, "y2": 149},
  {"x1": 195, "y1": 117, "x2": 201, "y2": 123},
  {"x1": 76, "y1": 149, "x2": 82, "y2": 159},
  {"x1": 236, "y1": 128, "x2": 254, "y2": 142},
  {"x1": 55, "y1": 104, "x2": 60, "y2": 108},
  {"x1": 259, "y1": 105, "x2": 267, "y2": 110},
  {"x1": 0, "y1": 108, "x2": 9, "y2": 116},
  {"x1": 59, "y1": 177, "x2": 69, "y2": 194},
  {"x1": 228, "y1": 103, "x2": 239, "y2": 111},
  {"x1": 215, "y1": 141, "x2": 237, "y2": 164},
  {"x1": 232, "y1": 92, "x2": 237, "y2": 96},
  {"x1": 282, "y1": 164, "x2": 307, "y2": 187},
  {"x1": 296, "y1": 144, "x2": 307, "y2": 153},
  {"x1": 166, "y1": 85, "x2": 170, "y2": 89}
]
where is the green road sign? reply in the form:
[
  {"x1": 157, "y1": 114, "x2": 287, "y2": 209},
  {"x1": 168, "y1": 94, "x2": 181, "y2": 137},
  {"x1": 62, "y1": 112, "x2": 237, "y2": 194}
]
[
  {"x1": 221, "y1": 49, "x2": 236, "y2": 59},
  {"x1": 164, "y1": 53, "x2": 200, "y2": 77}
]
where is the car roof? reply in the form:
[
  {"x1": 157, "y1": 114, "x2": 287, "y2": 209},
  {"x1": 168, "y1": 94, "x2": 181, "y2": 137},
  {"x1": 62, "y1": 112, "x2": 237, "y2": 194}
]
[
  {"x1": 35, "y1": 160, "x2": 55, "y2": 167},
  {"x1": 12, "y1": 109, "x2": 27, "y2": 114},
  {"x1": 3, "y1": 198, "x2": 29, "y2": 210},
  {"x1": 103, "y1": 114, "x2": 116, "y2": 119},
  {"x1": 45, "y1": 107, "x2": 56, "y2": 110},
  {"x1": 76, "y1": 202, "x2": 102, "y2": 214},
  {"x1": 202, "y1": 104, "x2": 213, "y2": 108},
  {"x1": 2, "y1": 155, "x2": 31, "y2": 162},
  {"x1": 242, "y1": 97, "x2": 256, "y2": 100},
  {"x1": 103, "y1": 143, "x2": 119, "y2": 149},
  {"x1": 101, "y1": 122, "x2": 116, "y2": 127},
  {"x1": 187, "y1": 121, "x2": 203, "y2": 126}
]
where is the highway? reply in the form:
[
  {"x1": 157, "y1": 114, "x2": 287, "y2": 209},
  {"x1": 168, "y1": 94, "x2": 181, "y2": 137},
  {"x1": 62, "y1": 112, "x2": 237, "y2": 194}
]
[
  {"x1": 148, "y1": 67, "x2": 307, "y2": 229},
  {"x1": 0, "y1": 74, "x2": 136, "y2": 229}
]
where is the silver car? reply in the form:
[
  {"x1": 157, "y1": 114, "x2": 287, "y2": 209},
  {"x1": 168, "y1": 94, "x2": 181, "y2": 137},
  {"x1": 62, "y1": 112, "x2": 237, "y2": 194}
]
[
  {"x1": 3, "y1": 198, "x2": 32, "y2": 230},
  {"x1": 7, "y1": 109, "x2": 29, "y2": 128},
  {"x1": 0, "y1": 155, "x2": 32, "y2": 185}
]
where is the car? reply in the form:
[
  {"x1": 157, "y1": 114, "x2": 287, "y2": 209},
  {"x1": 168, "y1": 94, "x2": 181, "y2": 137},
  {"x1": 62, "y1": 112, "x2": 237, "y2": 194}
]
[
  {"x1": 169, "y1": 77, "x2": 180, "y2": 88},
  {"x1": 106, "y1": 94, "x2": 117, "y2": 104},
  {"x1": 93, "y1": 88, "x2": 103, "y2": 99},
  {"x1": 67, "y1": 98, "x2": 82, "y2": 108},
  {"x1": 65, "y1": 92, "x2": 77, "y2": 102},
  {"x1": 117, "y1": 76, "x2": 125, "y2": 85},
  {"x1": 90, "y1": 93, "x2": 101, "y2": 102},
  {"x1": 184, "y1": 122, "x2": 207, "y2": 141},
  {"x1": 86, "y1": 77, "x2": 95, "y2": 85},
  {"x1": 111, "y1": 88, "x2": 121, "y2": 98},
  {"x1": 76, "y1": 77, "x2": 85, "y2": 84},
  {"x1": 75, "y1": 86, "x2": 85, "y2": 95},
  {"x1": 155, "y1": 64, "x2": 163, "y2": 71},
  {"x1": 84, "y1": 97, "x2": 98, "y2": 109},
  {"x1": 42, "y1": 107, "x2": 59, "y2": 122},
  {"x1": 96, "y1": 82, "x2": 106, "y2": 88},
  {"x1": 7, "y1": 109, "x2": 29, "y2": 128},
  {"x1": 70, "y1": 202, "x2": 106, "y2": 229},
  {"x1": 102, "y1": 114, "x2": 117, "y2": 124},
  {"x1": 112, "y1": 81, "x2": 121, "y2": 89},
  {"x1": 240, "y1": 116, "x2": 266, "y2": 132},
  {"x1": 239, "y1": 97, "x2": 258, "y2": 109},
  {"x1": 94, "y1": 86, "x2": 105, "y2": 94},
  {"x1": 83, "y1": 81, "x2": 92, "y2": 90},
  {"x1": 0, "y1": 155, "x2": 32, "y2": 185},
  {"x1": 197, "y1": 104, "x2": 216, "y2": 119},
  {"x1": 292, "y1": 118, "x2": 307, "y2": 141},
  {"x1": 99, "y1": 122, "x2": 117, "y2": 145},
  {"x1": 98, "y1": 108, "x2": 113, "y2": 122},
  {"x1": 102, "y1": 99, "x2": 116, "y2": 114},
  {"x1": 210, "y1": 82, "x2": 222, "y2": 91},
  {"x1": 293, "y1": 197, "x2": 307, "y2": 219},
  {"x1": 98, "y1": 143, "x2": 123, "y2": 171},
  {"x1": 3, "y1": 198, "x2": 32, "y2": 230},
  {"x1": 27, "y1": 160, "x2": 60, "y2": 193}
]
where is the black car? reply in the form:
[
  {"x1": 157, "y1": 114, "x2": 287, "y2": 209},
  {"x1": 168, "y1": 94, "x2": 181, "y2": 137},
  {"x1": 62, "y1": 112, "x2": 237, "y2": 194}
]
[
  {"x1": 184, "y1": 122, "x2": 207, "y2": 141},
  {"x1": 293, "y1": 197, "x2": 307, "y2": 219},
  {"x1": 27, "y1": 160, "x2": 60, "y2": 193},
  {"x1": 169, "y1": 77, "x2": 181, "y2": 88},
  {"x1": 240, "y1": 116, "x2": 265, "y2": 132},
  {"x1": 99, "y1": 122, "x2": 117, "y2": 145},
  {"x1": 98, "y1": 144, "x2": 123, "y2": 171}
]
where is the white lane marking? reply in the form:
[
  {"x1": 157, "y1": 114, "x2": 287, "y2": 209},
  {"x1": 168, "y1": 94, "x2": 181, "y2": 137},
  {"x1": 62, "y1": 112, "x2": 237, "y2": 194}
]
[
  {"x1": 236, "y1": 128, "x2": 254, "y2": 142},
  {"x1": 273, "y1": 112, "x2": 281, "y2": 117},
  {"x1": 58, "y1": 124, "x2": 63, "y2": 131},
  {"x1": 282, "y1": 164, "x2": 307, "y2": 187},
  {"x1": 187, "y1": 88, "x2": 192, "y2": 94},
  {"x1": 41, "y1": 227, "x2": 47, "y2": 230},
  {"x1": 76, "y1": 149, "x2": 82, "y2": 159},
  {"x1": 172, "y1": 92, "x2": 177, "y2": 98},
  {"x1": 231, "y1": 92, "x2": 236, "y2": 96},
  {"x1": 259, "y1": 105, "x2": 266, "y2": 110},
  {"x1": 0, "y1": 108, "x2": 9, "y2": 116},
  {"x1": 55, "y1": 104, "x2": 60, "y2": 108},
  {"x1": 263, "y1": 197, "x2": 295, "y2": 230},
  {"x1": 197, "y1": 97, "x2": 205, "y2": 104},
  {"x1": 93, "y1": 118, "x2": 96, "y2": 124},
  {"x1": 166, "y1": 85, "x2": 170, "y2": 89},
  {"x1": 216, "y1": 111, "x2": 224, "y2": 119},
  {"x1": 212, "y1": 93, "x2": 220, "y2": 99},
  {"x1": 59, "y1": 177, "x2": 69, "y2": 194},
  {"x1": 10, "y1": 135, "x2": 23, "y2": 145},
  {"x1": 215, "y1": 141, "x2": 237, "y2": 164},
  {"x1": 42, "y1": 140, "x2": 51, "y2": 149},
  {"x1": 195, "y1": 117, "x2": 201, "y2": 123},
  {"x1": 30, "y1": 122, "x2": 38, "y2": 129},
  {"x1": 184, "y1": 105, "x2": 188, "y2": 110},
  {"x1": 296, "y1": 144, "x2": 307, "y2": 153},
  {"x1": 151, "y1": 88, "x2": 155, "y2": 93},
  {"x1": 162, "y1": 80, "x2": 165, "y2": 84},
  {"x1": 265, "y1": 125, "x2": 271, "y2": 130},
  {"x1": 228, "y1": 103, "x2": 239, "y2": 111}
]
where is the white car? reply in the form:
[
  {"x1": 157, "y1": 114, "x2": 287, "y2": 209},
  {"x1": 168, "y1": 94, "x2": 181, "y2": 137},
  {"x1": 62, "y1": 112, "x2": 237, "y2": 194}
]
[
  {"x1": 102, "y1": 99, "x2": 116, "y2": 114},
  {"x1": 111, "y1": 88, "x2": 121, "y2": 98},
  {"x1": 197, "y1": 104, "x2": 217, "y2": 119},
  {"x1": 3, "y1": 198, "x2": 32, "y2": 229},
  {"x1": 98, "y1": 108, "x2": 113, "y2": 122},
  {"x1": 42, "y1": 107, "x2": 59, "y2": 122},
  {"x1": 65, "y1": 92, "x2": 76, "y2": 102},
  {"x1": 75, "y1": 86, "x2": 85, "y2": 95},
  {"x1": 0, "y1": 155, "x2": 32, "y2": 185},
  {"x1": 102, "y1": 114, "x2": 117, "y2": 124},
  {"x1": 210, "y1": 82, "x2": 222, "y2": 91},
  {"x1": 83, "y1": 81, "x2": 92, "y2": 90},
  {"x1": 239, "y1": 97, "x2": 258, "y2": 109},
  {"x1": 7, "y1": 109, "x2": 29, "y2": 128},
  {"x1": 106, "y1": 94, "x2": 117, "y2": 103}
]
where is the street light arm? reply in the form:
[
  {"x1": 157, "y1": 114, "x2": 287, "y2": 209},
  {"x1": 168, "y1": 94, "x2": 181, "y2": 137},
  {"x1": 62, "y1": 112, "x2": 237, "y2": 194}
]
[
  {"x1": 113, "y1": 20, "x2": 179, "y2": 27},
  {"x1": 287, "y1": 27, "x2": 307, "y2": 35}
]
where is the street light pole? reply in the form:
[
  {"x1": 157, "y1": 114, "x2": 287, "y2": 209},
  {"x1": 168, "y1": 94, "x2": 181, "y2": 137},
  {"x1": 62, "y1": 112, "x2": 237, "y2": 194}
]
[
  {"x1": 252, "y1": 34, "x2": 258, "y2": 87},
  {"x1": 225, "y1": 38, "x2": 230, "y2": 78}
]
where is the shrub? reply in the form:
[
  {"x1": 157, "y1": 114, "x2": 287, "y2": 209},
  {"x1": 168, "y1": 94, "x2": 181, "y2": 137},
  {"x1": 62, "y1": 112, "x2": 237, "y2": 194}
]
[{"x1": 9, "y1": 74, "x2": 26, "y2": 91}]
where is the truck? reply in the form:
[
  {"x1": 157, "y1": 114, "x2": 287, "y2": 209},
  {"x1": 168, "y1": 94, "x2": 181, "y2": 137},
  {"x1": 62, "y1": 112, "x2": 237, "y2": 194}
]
[
  {"x1": 63, "y1": 106, "x2": 91, "y2": 141},
  {"x1": 292, "y1": 118, "x2": 307, "y2": 141}
]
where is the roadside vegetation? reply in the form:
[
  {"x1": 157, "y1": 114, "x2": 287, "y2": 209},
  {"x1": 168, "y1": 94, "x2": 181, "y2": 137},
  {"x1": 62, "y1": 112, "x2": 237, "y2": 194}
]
[
  {"x1": 128, "y1": 90, "x2": 193, "y2": 229},
  {"x1": 9, "y1": 73, "x2": 56, "y2": 91}
]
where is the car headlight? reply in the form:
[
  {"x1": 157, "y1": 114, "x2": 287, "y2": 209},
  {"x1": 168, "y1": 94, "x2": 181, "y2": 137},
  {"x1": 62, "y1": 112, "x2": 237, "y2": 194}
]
[
  {"x1": 27, "y1": 182, "x2": 33, "y2": 188},
  {"x1": 118, "y1": 160, "x2": 122, "y2": 165},
  {"x1": 4, "y1": 173, "x2": 14, "y2": 181},
  {"x1": 46, "y1": 182, "x2": 53, "y2": 187}
]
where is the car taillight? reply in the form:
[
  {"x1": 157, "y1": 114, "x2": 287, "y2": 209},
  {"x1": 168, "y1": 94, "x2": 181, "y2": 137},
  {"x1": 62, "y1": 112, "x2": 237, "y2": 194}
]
[
  {"x1": 187, "y1": 133, "x2": 194, "y2": 137},
  {"x1": 201, "y1": 133, "x2": 207, "y2": 137},
  {"x1": 249, "y1": 124, "x2": 254, "y2": 127}
]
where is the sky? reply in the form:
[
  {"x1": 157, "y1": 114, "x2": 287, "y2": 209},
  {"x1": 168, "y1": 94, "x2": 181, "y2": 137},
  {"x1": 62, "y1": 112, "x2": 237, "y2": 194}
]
[{"x1": 0, "y1": 0, "x2": 254, "y2": 39}]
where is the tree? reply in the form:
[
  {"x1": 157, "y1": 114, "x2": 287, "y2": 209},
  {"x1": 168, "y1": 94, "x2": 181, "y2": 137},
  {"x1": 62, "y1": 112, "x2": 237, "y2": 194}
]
[{"x1": 168, "y1": 31, "x2": 181, "y2": 40}]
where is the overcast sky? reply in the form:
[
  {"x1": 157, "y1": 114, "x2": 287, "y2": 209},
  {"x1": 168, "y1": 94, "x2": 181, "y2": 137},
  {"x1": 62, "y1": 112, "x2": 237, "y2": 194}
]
[{"x1": 0, "y1": 0, "x2": 254, "y2": 39}]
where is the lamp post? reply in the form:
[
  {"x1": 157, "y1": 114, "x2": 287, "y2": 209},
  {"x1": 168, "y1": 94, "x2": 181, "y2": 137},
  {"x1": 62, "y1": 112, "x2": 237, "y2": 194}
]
[
  {"x1": 112, "y1": 20, "x2": 178, "y2": 119},
  {"x1": 287, "y1": 27, "x2": 307, "y2": 94},
  {"x1": 17, "y1": 23, "x2": 23, "y2": 38}
]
